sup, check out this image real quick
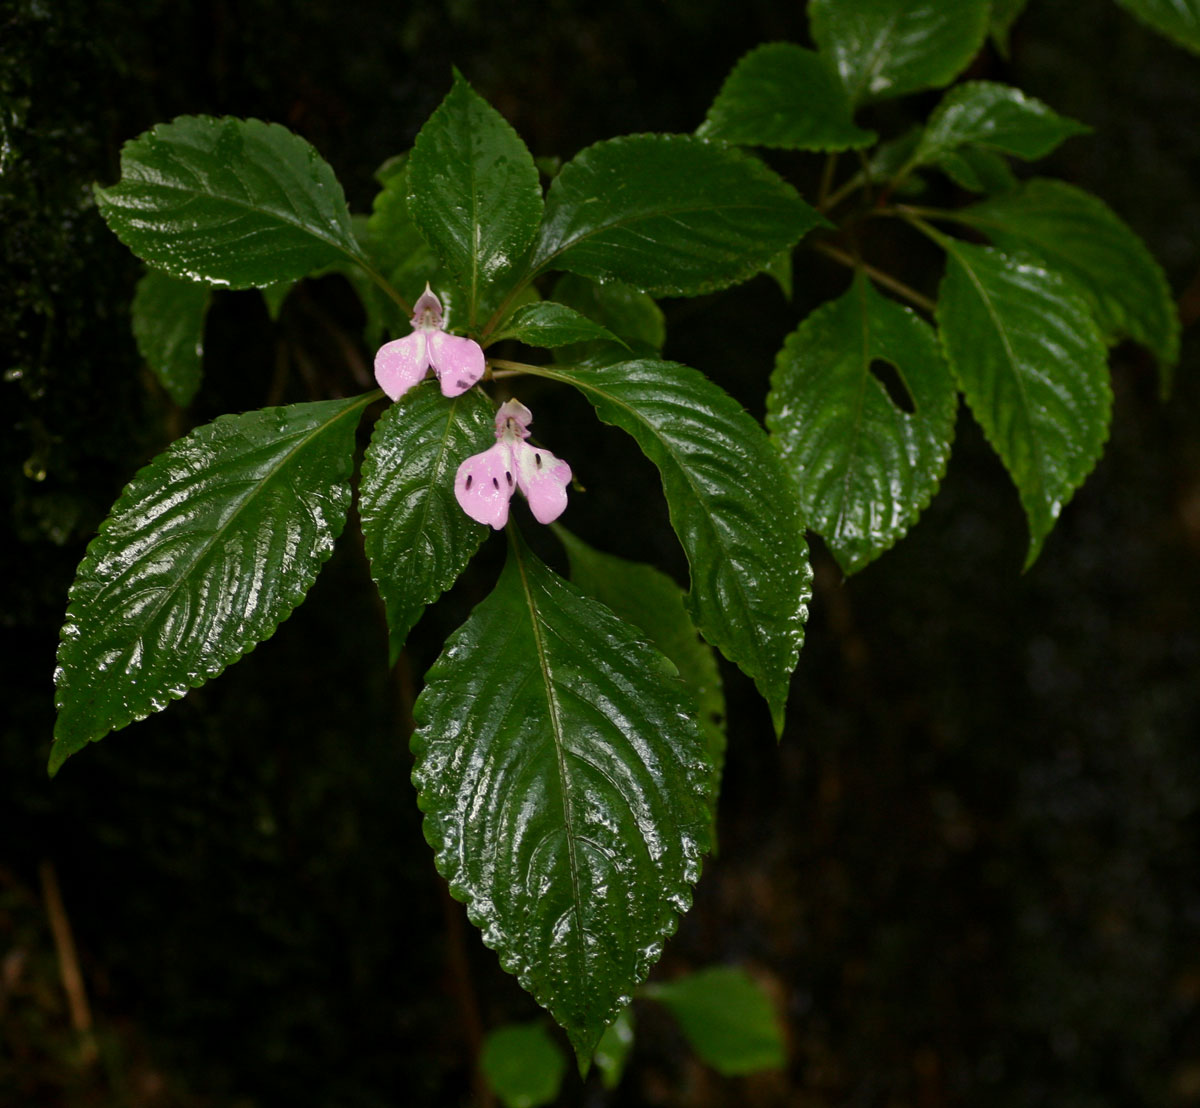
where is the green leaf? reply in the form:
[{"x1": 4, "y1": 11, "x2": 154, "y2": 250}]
[
  {"x1": 95, "y1": 116, "x2": 363, "y2": 288},
  {"x1": 365, "y1": 159, "x2": 442, "y2": 301},
  {"x1": 593, "y1": 1008, "x2": 635, "y2": 1091},
  {"x1": 761, "y1": 248, "x2": 794, "y2": 300},
  {"x1": 935, "y1": 240, "x2": 1111, "y2": 566},
  {"x1": 953, "y1": 178, "x2": 1181, "y2": 392},
  {"x1": 531, "y1": 359, "x2": 810, "y2": 735},
  {"x1": 51, "y1": 395, "x2": 372, "y2": 773},
  {"x1": 913, "y1": 81, "x2": 1090, "y2": 167},
  {"x1": 130, "y1": 269, "x2": 211, "y2": 406},
  {"x1": 809, "y1": 0, "x2": 991, "y2": 105},
  {"x1": 933, "y1": 146, "x2": 1017, "y2": 194},
  {"x1": 407, "y1": 73, "x2": 543, "y2": 329},
  {"x1": 698, "y1": 42, "x2": 876, "y2": 151},
  {"x1": 480, "y1": 1023, "x2": 568, "y2": 1108},
  {"x1": 550, "y1": 274, "x2": 665, "y2": 358},
  {"x1": 358, "y1": 385, "x2": 494, "y2": 663},
  {"x1": 412, "y1": 532, "x2": 712, "y2": 1063},
  {"x1": 533, "y1": 135, "x2": 823, "y2": 297},
  {"x1": 990, "y1": 0, "x2": 1033, "y2": 56},
  {"x1": 1113, "y1": 0, "x2": 1200, "y2": 54},
  {"x1": 558, "y1": 529, "x2": 726, "y2": 826},
  {"x1": 259, "y1": 281, "x2": 292, "y2": 321},
  {"x1": 767, "y1": 273, "x2": 956, "y2": 574},
  {"x1": 644, "y1": 967, "x2": 785, "y2": 1076},
  {"x1": 494, "y1": 301, "x2": 626, "y2": 350}
]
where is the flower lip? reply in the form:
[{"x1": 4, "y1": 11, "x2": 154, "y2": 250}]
[{"x1": 373, "y1": 284, "x2": 485, "y2": 401}]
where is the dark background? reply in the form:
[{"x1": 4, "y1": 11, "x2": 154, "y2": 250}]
[{"x1": 3, "y1": 1, "x2": 1199, "y2": 1104}]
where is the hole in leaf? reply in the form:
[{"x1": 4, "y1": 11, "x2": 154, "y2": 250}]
[{"x1": 869, "y1": 359, "x2": 916, "y2": 414}]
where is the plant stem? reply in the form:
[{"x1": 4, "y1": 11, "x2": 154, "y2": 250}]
[{"x1": 811, "y1": 241, "x2": 937, "y2": 314}]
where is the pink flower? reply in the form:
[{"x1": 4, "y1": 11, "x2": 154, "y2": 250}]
[
  {"x1": 374, "y1": 285, "x2": 485, "y2": 401},
  {"x1": 455, "y1": 399, "x2": 572, "y2": 529}
]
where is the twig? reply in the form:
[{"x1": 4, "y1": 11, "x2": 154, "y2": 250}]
[
  {"x1": 811, "y1": 241, "x2": 937, "y2": 315},
  {"x1": 39, "y1": 859, "x2": 99, "y2": 1066}
]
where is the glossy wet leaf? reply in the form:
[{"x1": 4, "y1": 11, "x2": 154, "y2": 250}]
[
  {"x1": 809, "y1": 0, "x2": 990, "y2": 105},
  {"x1": 698, "y1": 42, "x2": 876, "y2": 151},
  {"x1": 593, "y1": 1008, "x2": 635, "y2": 1090},
  {"x1": 494, "y1": 301, "x2": 625, "y2": 350},
  {"x1": 412, "y1": 533, "x2": 712, "y2": 1063},
  {"x1": 95, "y1": 115, "x2": 363, "y2": 288},
  {"x1": 533, "y1": 134, "x2": 822, "y2": 297},
  {"x1": 358, "y1": 385, "x2": 494, "y2": 663},
  {"x1": 533, "y1": 359, "x2": 810, "y2": 735},
  {"x1": 913, "y1": 82, "x2": 1090, "y2": 167},
  {"x1": 767, "y1": 273, "x2": 956, "y2": 574},
  {"x1": 480, "y1": 1023, "x2": 567, "y2": 1108},
  {"x1": 936, "y1": 241, "x2": 1111, "y2": 566},
  {"x1": 953, "y1": 178, "x2": 1180, "y2": 392},
  {"x1": 644, "y1": 967, "x2": 785, "y2": 1076},
  {"x1": 1113, "y1": 0, "x2": 1200, "y2": 55},
  {"x1": 130, "y1": 269, "x2": 211, "y2": 406},
  {"x1": 559, "y1": 529, "x2": 726, "y2": 825},
  {"x1": 365, "y1": 158, "x2": 442, "y2": 305},
  {"x1": 550, "y1": 274, "x2": 665, "y2": 361},
  {"x1": 51, "y1": 395, "x2": 372, "y2": 773},
  {"x1": 407, "y1": 73, "x2": 543, "y2": 329},
  {"x1": 933, "y1": 146, "x2": 1017, "y2": 194}
]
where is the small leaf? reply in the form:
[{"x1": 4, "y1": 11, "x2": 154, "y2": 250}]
[
  {"x1": 936, "y1": 241, "x2": 1111, "y2": 566},
  {"x1": 953, "y1": 178, "x2": 1181, "y2": 392},
  {"x1": 131, "y1": 270, "x2": 211, "y2": 406},
  {"x1": 412, "y1": 532, "x2": 712, "y2": 1063},
  {"x1": 767, "y1": 273, "x2": 957, "y2": 574},
  {"x1": 95, "y1": 116, "x2": 363, "y2": 288},
  {"x1": 358, "y1": 385, "x2": 495, "y2": 663},
  {"x1": 533, "y1": 359, "x2": 810, "y2": 735},
  {"x1": 593, "y1": 1008, "x2": 635, "y2": 1091},
  {"x1": 558, "y1": 529, "x2": 726, "y2": 827},
  {"x1": 550, "y1": 274, "x2": 665, "y2": 358},
  {"x1": 913, "y1": 81, "x2": 1090, "y2": 167},
  {"x1": 990, "y1": 0, "x2": 1033, "y2": 55},
  {"x1": 494, "y1": 301, "x2": 626, "y2": 349},
  {"x1": 407, "y1": 73, "x2": 543, "y2": 329},
  {"x1": 761, "y1": 248, "x2": 794, "y2": 300},
  {"x1": 533, "y1": 135, "x2": 823, "y2": 297},
  {"x1": 365, "y1": 158, "x2": 443, "y2": 300},
  {"x1": 933, "y1": 146, "x2": 1017, "y2": 194},
  {"x1": 259, "y1": 281, "x2": 292, "y2": 321},
  {"x1": 51, "y1": 395, "x2": 372, "y2": 772},
  {"x1": 480, "y1": 1022, "x2": 568, "y2": 1108},
  {"x1": 644, "y1": 967, "x2": 786, "y2": 1076},
  {"x1": 1113, "y1": 0, "x2": 1200, "y2": 55},
  {"x1": 809, "y1": 0, "x2": 991, "y2": 105},
  {"x1": 698, "y1": 42, "x2": 876, "y2": 151}
]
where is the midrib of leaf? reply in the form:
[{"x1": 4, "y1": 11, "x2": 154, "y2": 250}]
[
  {"x1": 529, "y1": 364, "x2": 772, "y2": 684},
  {"x1": 831, "y1": 279, "x2": 874, "y2": 546},
  {"x1": 946, "y1": 243, "x2": 1047, "y2": 507},
  {"x1": 509, "y1": 532, "x2": 587, "y2": 977},
  {"x1": 94, "y1": 394, "x2": 371, "y2": 658},
  {"x1": 853, "y1": 13, "x2": 901, "y2": 103}
]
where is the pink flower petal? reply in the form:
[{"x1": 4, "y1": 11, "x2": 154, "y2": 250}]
[
  {"x1": 374, "y1": 333, "x2": 430, "y2": 401},
  {"x1": 454, "y1": 443, "x2": 515, "y2": 530},
  {"x1": 429, "y1": 331, "x2": 486, "y2": 397},
  {"x1": 513, "y1": 441, "x2": 572, "y2": 524},
  {"x1": 494, "y1": 398, "x2": 533, "y2": 440}
]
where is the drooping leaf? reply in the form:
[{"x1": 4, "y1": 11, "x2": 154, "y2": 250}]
[
  {"x1": 990, "y1": 0, "x2": 1034, "y2": 55},
  {"x1": 259, "y1": 281, "x2": 292, "y2": 321},
  {"x1": 480, "y1": 1023, "x2": 568, "y2": 1108},
  {"x1": 558, "y1": 529, "x2": 726, "y2": 824},
  {"x1": 407, "y1": 73, "x2": 543, "y2": 329},
  {"x1": 130, "y1": 269, "x2": 211, "y2": 406},
  {"x1": 358, "y1": 384, "x2": 494, "y2": 663},
  {"x1": 643, "y1": 967, "x2": 786, "y2": 1076},
  {"x1": 51, "y1": 395, "x2": 372, "y2": 773},
  {"x1": 593, "y1": 1008, "x2": 635, "y2": 1091},
  {"x1": 1113, "y1": 0, "x2": 1200, "y2": 55},
  {"x1": 953, "y1": 178, "x2": 1180, "y2": 391},
  {"x1": 809, "y1": 0, "x2": 991, "y2": 105},
  {"x1": 531, "y1": 359, "x2": 810, "y2": 735},
  {"x1": 412, "y1": 532, "x2": 712, "y2": 1063},
  {"x1": 698, "y1": 42, "x2": 876, "y2": 151},
  {"x1": 761, "y1": 248, "x2": 794, "y2": 300},
  {"x1": 493, "y1": 301, "x2": 626, "y2": 350},
  {"x1": 550, "y1": 274, "x2": 665, "y2": 360},
  {"x1": 767, "y1": 273, "x2": 957, "y2": 574},
  {"x1": 532, "y1": 135, "x2": 823, "y2": 297},
  {"x1": 95, "y1": 116, "x2": 363, "y2": 288},
  {"x1": 913, "y1": 81, "x2": 1090, "y2": 167},
  {"x1": 935, "y1": 240, "x2": 1111, "y2": 566},
  {"x1": 933, "y1": 146, "x2": 1017, "y2": 194}
]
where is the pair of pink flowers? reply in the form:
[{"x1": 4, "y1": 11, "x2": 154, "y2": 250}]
[{"x1": 374, "y1": 287, "x2": 571, "y2": 530}]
